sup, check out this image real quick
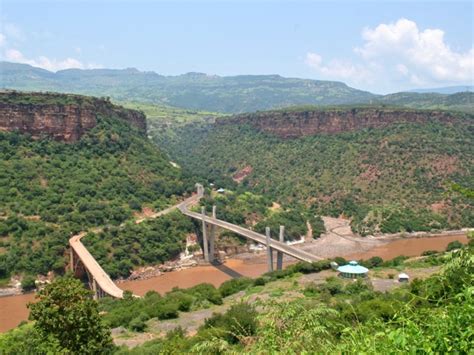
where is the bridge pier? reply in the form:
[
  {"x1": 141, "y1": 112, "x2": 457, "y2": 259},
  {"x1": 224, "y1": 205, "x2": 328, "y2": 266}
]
[
  {"x1": 276, "y1": 225, "x2": 284, "y2": 270},
  {"x1": 265, "y1": 227, "x2": 274, "y2": 272},
  {"x1": 201, "y1": 207, "x2": 209, "y2": 262},
  {"x1": 69, "y1": 249, "x2": 75, "y2": 272},
  {"x1": 209, "y1": 205, "x2": 216, "y2": 263},
  {"x1": 92, "y1": 278, "x2": 98, "y2": 300}
]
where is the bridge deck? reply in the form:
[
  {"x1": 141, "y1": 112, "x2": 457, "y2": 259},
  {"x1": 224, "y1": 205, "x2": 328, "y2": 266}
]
[
  {"x1": 69, "y1": 232, "x2": 124, "y2": 299},
  {"x1": 178, "y1": 195, "x2": 321, "y2": 263}
]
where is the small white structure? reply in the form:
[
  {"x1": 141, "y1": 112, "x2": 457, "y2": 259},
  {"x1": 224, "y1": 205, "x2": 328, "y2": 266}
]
[
  {"x1": 398, "y1": 273, "x2": 410, "y2": 282},
  {"x1": 217, "y1": 188, "x2": 225, "y2": 193}
]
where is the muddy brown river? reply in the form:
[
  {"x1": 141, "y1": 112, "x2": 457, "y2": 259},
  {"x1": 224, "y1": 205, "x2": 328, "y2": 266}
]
[{"x1": 0, "y1": 233, "x2": 468, "y2": 332}]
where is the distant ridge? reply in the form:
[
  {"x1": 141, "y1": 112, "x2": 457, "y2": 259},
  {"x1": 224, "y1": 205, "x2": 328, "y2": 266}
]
[
  {"x1": 409, "y1": 86, "x2": 473, "y2": 94},
  {"x1": 1, "y1": 61, "x2": 473, "y2": 113}
]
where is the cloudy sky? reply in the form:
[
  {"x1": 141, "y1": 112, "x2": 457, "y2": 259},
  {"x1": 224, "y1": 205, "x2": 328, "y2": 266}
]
[{"x1": 1, "y1": 0, "x2": 472, "y2": 93}]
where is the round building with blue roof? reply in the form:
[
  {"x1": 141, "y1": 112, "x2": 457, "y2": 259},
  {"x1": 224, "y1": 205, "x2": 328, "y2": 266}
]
[{"x1": 337, "y1": 261, "x2": 368, "y2": 278}]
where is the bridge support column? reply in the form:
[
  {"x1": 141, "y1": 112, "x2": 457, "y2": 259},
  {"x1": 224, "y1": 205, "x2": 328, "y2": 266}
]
[
  {"x1": 201, "y1": 207, "x2": 209, "y2": 262},
  {"x1": 265, "y1": 227, "x2": 273, "y2": 272},
  {"x1": 69, "y1": 249, "x2": 75, "y2": 272},
  {"x1": 276, "y1": 225, "x2": 284, "y2": 270},
  {"x1": 92, "y1": 278, "x2": 98, "y2": 300},
  {"x1": 209, "y1": 205, "x2": 216, "y2": 263}
]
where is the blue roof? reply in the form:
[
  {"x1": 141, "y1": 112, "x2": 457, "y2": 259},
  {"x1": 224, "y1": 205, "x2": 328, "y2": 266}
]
[{"x1": 337, "y1": 261, "x2": 368, "y2": 274}]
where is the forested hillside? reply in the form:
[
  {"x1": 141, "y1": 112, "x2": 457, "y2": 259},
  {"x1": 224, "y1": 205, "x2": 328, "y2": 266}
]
[
  {"x1": 0, "y1": 93, "x2": 194, "y2": 279},
  {"x1": 156, "y1": 107, "x2": 474, "y2": 235}
]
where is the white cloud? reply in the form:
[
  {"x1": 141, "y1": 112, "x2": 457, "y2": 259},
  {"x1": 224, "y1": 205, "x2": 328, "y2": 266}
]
[
  {"x1": 1, "y1": 25, "x2": 101, "y2": 72},
  {"x1": 305, "y1": 52, "x2": 374, "y2": 85},
  {"x1": 4, "y1": 48, "x2": 98, "y2": 71},
  {"x1": 306, "y1": 18, "x2": 474, "y2": 92}
]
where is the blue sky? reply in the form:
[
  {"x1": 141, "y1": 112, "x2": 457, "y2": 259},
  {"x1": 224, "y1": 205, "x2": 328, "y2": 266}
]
[{"x1": 1, "y1": 0, "x2": 472, "y2": 93}]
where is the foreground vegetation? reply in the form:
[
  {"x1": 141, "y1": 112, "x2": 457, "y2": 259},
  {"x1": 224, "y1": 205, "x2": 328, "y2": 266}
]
[
  {"x1": 110, "y1": 239, "x2": 474, "y2": 353},
  {"x1": 1, "y1": 239, "x2": 471, "y2": 354},
  {"x1": 160, "y1": 114, "x2": 473, "y2": 235}
]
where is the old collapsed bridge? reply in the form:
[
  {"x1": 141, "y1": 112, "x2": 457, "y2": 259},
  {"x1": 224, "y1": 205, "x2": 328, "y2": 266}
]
[{"x1": 70, "y1": 184, "x2": 321, "y2": 299}]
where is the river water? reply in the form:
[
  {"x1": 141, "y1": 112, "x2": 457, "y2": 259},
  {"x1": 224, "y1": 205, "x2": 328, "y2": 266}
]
[{"x1": 0, "y1": 233, "x2": 468, "y2": 332}]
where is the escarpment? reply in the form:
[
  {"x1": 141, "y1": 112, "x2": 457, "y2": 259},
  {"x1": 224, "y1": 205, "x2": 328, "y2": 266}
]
[
  {"x1": 0, "y1": 91, "x2": 146, "y2": 142},
  {"x1": 219, "y1": 107, "x2": 459, "y2": 138}
]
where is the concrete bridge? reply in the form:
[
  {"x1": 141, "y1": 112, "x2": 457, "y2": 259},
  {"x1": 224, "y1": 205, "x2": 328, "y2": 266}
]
[
  {"x1": 69, "y1": 183, "x2": 320, "y2": 299},
  {"x1": 179, "y1": 184, "x2": 322, "y2": 271},
  {"x1": 68, "y1": 195, "x2": 199, "y2": 299}
]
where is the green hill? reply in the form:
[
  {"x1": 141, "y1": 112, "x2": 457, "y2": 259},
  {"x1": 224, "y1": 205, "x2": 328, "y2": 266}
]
[
  {"x1": 0, "y1": 92, "x2": 194, "y2": 279},
  {"x1": 156, "y1": 106, "x2": 474, "y2": 235}
]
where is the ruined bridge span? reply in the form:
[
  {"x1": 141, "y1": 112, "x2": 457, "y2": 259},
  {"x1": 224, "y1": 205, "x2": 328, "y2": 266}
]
[{"x1": 70, "y1": 184, "x2": 320, "y2": 299}]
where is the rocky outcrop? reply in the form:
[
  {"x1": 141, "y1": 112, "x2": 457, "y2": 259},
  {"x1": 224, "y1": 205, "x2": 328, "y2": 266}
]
[
  {"x1": 0, "y1": 91, "x2": 146, "y2": 142},
  {"x1": 219, "y1": 107, "x2": 458, "y2": 138}
]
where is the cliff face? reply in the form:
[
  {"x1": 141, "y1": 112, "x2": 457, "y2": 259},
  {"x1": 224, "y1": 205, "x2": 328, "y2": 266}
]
[
  {"x1": 0, "y1": 92, "x2": 146, "y2": 142},
  {"x1": 219, "y1": 107, "x2": 458, "y2": 138}
]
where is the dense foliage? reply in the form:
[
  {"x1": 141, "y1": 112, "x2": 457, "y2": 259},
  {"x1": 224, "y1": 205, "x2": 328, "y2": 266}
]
[
  {"x1": 82, "y1": 211, "x2": 195, "y2": 279},
  {"x1": 99, "y1": 283, "x2": 223, "y2": 331},
  {"x1": 28, "y1": 277, "x2": 113, "y2": 354},
  {"x1": 161, "y1": 115, "x2": 473, "y2": 235},
  {"x1": 0, "y1": 103, "x2": 193, "y2": 278}
]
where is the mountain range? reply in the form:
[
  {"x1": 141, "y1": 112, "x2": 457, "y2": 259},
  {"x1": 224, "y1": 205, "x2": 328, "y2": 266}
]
[{"x1": 1, "y1": 61, "x2": 472, "y2": 113}]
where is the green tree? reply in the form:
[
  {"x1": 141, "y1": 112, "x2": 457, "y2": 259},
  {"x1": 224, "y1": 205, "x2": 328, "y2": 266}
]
[{"x1": 28, "y1": 276, "x2": 114, "y2": 354}]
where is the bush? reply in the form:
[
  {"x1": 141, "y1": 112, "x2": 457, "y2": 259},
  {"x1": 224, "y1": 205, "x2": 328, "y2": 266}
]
[
  {"x1": 129, "y1": 315, "x2": 147, "y2": 332},
  {"x1": 157, "y1": 302, "x2": 180, "y2": 320},
  {"x1": 200, "y1": 303, "x2": 257, "y2": 344},
  {"x1": 187, "y1": 283, "x2": 223, "y2": 305},
  {"x1": 253, "y1": 277, "x2": 268, "y2": 286},
  {"x1": 219, "y1": 277, "x2": 254, "y2": 297},
  {"x1": 21, "y1": 275, "x2": 36, "y2": 292},
  {"x1": 422, "y1": 250, "x2": 438, "y2": 256},
  {"x1": 446, "y1": 240, "x2": 463, "y2": 251},
  {"x1": 367, "y1": 256, "x2": 383, "y2": 267}
]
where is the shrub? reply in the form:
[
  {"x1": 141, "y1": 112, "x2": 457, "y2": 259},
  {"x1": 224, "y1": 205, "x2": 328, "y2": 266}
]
[
  {"x1": 157, "y1": 302, "x2": 180, "y2": 320},
  {"x1": 200, "y1": 303, "x2": 257, "y2": 344},
  {"x1": 253, "y1": 277, "x2": 268, "y2": 286},
  {"x1": 219, "y1": 277, "x2": 254, "y2": 297},
  {"x1": 21, "y1": 275, "x2": 36, "y2": 292},
  {"x1": 422, "y1": 250, "x2": 438, "y2": 256},
  {"x1": 367, "y1": 256, "x2": 383, "y2": 267},
  {"x1": 129, "y1": 315, "x2": 147, "y2": 332},
  {"x1": 446, "y1": 240, "x2": 463, "y2": 251}
]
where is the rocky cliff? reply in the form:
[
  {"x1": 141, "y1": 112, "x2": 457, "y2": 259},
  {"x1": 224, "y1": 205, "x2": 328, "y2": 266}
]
[
  {"x1": 0, "y1": 91, "x2": 146, "y2": 142},
  {"x1": 219, "y1": 107, "x2": 458, "y2": 138}
]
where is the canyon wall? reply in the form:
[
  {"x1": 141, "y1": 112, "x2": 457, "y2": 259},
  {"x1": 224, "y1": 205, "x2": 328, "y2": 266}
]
[
  {"x1": 0, "y1": 92, "x2": 146, "y2": 142},
  {"x1": 219, "y1": 107, "x2": 458, "y2": 138}
]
